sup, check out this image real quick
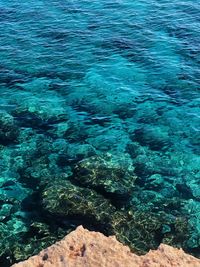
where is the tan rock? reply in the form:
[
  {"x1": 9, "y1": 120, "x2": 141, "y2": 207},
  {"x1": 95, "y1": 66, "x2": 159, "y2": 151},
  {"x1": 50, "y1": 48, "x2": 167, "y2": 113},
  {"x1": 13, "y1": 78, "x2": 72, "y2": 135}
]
[{"x1": 12, "y1": 226, "x2": 200, "y2": 267}]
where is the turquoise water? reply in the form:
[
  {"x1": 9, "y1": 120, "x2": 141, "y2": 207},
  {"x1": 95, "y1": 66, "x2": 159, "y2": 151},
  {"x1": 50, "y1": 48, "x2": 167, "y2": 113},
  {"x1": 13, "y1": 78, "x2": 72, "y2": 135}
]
[{"x1": 1, "y1": 0, "x2": 200, "y2": 265}]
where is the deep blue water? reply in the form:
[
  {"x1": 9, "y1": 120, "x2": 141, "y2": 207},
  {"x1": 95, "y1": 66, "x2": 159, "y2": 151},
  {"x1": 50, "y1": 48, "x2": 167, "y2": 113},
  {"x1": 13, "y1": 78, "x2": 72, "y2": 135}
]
[{"x1": 1, "y1": 0, "x2": 200, "y2": 265}]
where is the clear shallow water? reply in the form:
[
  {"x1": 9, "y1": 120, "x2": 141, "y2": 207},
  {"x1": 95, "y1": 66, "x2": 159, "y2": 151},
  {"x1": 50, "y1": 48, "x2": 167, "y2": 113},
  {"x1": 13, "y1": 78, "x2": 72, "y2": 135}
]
[{"x1": 0, "y1": 0, "x2": 200, "y2": 265}]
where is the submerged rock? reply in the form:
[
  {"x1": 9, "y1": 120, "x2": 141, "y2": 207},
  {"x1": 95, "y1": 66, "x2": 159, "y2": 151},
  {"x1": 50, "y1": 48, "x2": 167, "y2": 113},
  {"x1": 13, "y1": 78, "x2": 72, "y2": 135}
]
[
  {"x1": 0, "y1": 220, "x2": 68, "y2": 264},
  {"x1": 42, "y1": 180, "x2": 115, "y2": 227},
  {"x1": 57, "y1": 143, "x2": 96, "y2": 165},
  {"x1": 0, "y1": 112, "x2": 19, "y2": 144},
  {"x1": 41, "y1": 178, "x2": 191, "y2": 256},
  {"x1": 133, "y1": 125, "x2": 170, "y2": 151},
  {"x1": 73, "y1": 153, "x2": 137, "y2": 199},
  {"x1": 11, "y1": 94, "x2": 68, "y2": 130},
  {"x1": 110, "y1": 209, "x2": 190, "y2": 255},
  {"x1": 110, "y1": 210, "x2": 163, "y2": 254}
]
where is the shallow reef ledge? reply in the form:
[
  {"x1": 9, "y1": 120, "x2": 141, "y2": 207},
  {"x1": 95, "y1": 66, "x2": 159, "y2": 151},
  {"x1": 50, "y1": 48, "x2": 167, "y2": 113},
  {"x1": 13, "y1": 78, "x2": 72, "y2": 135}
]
[{"x1": 12, "y1": 226, "x2": 200, "y2": 267}]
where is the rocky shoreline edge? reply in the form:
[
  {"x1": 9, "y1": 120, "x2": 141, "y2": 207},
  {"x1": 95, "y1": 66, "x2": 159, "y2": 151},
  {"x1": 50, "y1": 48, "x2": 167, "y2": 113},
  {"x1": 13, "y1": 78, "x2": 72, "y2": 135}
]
[{"x1": 12, "y1": 226, "x2": 200, "y2": 267}]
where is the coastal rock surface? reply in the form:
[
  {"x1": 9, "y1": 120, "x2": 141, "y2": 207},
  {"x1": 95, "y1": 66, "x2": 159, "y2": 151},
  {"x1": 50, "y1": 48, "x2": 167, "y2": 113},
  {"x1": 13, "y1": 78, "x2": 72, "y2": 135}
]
[{"x1": 12, "y1": 226, "x2": 200, "y2": 267}]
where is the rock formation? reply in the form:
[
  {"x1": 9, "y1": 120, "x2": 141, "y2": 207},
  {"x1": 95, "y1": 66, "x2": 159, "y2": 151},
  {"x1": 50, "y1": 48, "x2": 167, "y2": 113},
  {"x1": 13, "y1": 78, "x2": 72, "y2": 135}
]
[{"x1": 12, "y1": 226, "x2": 200, "y2": 267}]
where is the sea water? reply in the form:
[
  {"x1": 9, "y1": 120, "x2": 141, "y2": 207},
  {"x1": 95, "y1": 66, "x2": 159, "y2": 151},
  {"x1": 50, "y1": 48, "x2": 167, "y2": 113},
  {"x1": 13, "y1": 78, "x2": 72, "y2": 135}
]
[{"x1": 0, "y1": 0, "x2": 200, "y2": 265}]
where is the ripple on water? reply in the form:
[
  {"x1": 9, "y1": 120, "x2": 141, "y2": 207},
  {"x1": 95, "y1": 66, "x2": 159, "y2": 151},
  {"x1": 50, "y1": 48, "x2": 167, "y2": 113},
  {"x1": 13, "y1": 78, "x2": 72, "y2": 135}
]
[{"x1": 0, "y1": 0, "x2": 200, "y2": 265}]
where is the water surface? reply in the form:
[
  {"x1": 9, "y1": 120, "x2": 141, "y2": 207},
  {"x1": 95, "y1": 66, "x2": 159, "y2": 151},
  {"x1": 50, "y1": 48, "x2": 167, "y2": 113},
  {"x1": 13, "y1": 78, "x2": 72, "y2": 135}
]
[{"x1": 0, "y1": 0, "x2": 200, "y2": 266}]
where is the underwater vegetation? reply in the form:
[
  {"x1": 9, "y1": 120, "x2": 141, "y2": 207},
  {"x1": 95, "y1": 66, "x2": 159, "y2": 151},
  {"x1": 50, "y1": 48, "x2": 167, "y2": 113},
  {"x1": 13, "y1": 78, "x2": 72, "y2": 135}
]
[{"x1": 1, "y1": 0, "x2": 200, "y2": 266}]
